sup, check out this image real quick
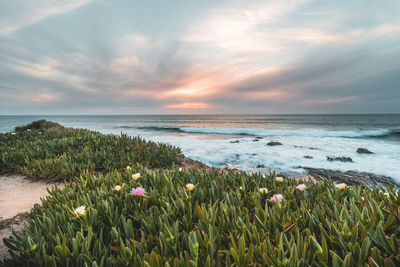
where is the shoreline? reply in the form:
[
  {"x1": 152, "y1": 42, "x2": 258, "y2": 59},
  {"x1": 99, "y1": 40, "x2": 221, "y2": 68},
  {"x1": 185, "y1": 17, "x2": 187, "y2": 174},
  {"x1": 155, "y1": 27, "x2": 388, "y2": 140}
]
[{"x1": 179, "y1": 155, "x2": 398, "y2": 187}]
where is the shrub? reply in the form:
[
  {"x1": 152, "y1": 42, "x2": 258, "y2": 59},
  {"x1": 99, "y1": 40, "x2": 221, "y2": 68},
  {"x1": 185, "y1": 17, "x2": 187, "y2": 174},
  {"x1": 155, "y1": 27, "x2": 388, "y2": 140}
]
[{"x1": 2, "y1": 166, "x2": 399, "y2": 266}]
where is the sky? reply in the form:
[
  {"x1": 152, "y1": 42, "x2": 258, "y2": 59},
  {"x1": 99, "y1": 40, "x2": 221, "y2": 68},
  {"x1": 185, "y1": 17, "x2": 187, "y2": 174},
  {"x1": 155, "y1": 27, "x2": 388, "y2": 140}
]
[{"x1": 0, "y1": 0, "x2": 399, "y2": 115}]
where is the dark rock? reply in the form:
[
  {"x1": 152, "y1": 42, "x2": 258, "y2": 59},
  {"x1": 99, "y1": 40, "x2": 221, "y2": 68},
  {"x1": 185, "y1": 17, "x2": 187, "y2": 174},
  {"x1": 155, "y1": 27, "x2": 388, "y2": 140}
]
[
  {"x1": 254, "y1": 136, "x2": 264, "y2": 140},
  {"x1": 303, "y1": 167, "x2": 397, "y2": 187},
  {"x1": 267, "y1": 141, "x2": 282, "y2": 146},
  {"x1": 303, "y1": 155, "x2": 313, "y2": 159},
  {"x1": 252, "y1": 139, "x2": 260, "y2": 142},
  {"x1": 327, "y1": 156, "x2": 353, "y2": 162},
  {"x1": 256, "y1": 164, "x2": 265, "y2": 168},
  {"x1": 357, "y1": 148, "x2": 374, "y2": 154},
  {"x1": 230, "y1": 140, "x2": 240, "y2": 144},
  {"x1": 294, "y1": 145, "x2": 320, "y2": 150}
]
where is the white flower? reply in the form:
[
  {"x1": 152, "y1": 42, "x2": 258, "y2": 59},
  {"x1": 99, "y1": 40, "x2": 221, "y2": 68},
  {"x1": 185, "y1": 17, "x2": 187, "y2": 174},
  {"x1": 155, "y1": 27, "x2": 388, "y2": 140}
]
[
  {"x1": 259, "y1": 188, "x2": 268, "y2": 194},
  {"x1": 186, "y1": 183, "x2": 195, "y2": 191},
  {"x1": 179, "y1": 167, "x2": 184, "y2": 172},
  {"x1": 132, "y1": 173, "x2": 141, "y2": 180},
  {"x1": 74, "y1": 206, "x2": 86, "y2": 217},
  {"x1": 114, "y1": 185, "x2": 122, "y2": 191},
  {"x1": 335, "y1": 183, "x2": 347, "y2": 190}
]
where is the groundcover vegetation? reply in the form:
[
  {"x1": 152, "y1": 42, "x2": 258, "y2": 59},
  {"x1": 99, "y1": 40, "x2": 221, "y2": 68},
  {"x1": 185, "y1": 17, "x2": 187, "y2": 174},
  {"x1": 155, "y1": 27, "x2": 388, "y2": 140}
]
[
  {"x1": 1, "y1": 121, "x2": 399, "y2": 266},
  {"x1": 0, "y1": 120, "x2": 180, "y2": 180}
]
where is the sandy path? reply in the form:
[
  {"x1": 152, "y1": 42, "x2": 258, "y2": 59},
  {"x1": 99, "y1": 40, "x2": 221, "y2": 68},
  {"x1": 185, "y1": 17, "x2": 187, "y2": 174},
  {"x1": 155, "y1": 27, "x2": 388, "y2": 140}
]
[{"x1": 0, "y1": 175, "x2": 64, "y2": 260}]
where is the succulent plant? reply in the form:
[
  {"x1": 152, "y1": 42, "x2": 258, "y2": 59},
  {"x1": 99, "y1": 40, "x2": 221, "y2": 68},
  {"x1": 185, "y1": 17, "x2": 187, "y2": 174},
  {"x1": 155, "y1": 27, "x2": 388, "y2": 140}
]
[{"x1": 1, "y1": 121, "x2": 399, "y2": 266}]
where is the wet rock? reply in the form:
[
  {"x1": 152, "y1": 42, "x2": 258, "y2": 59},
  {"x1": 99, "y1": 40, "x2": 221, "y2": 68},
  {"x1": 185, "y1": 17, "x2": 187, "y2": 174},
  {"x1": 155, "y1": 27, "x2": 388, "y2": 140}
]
[
  {"x1": 267, "y1": 141, "x2": 282, "y2": 146},
  {"x1": 254, "y1": 136, "x2": 264, "y2": 140},
  {"x1": 230, "y1": 140, "x2": 240, "y2": 144},
  {"x1": 303, "y1": 167, "x2": 397, "y2": 187},
  {"x1": 303, "y1": 155, "x2": 313, "y2": 159},
  {"x1": 256, "y1": 164, "x2": 265, "y2": 168},
  {"x1": 294, "y1": 145, "x2": 320, "y2": 150},
  {"x1": 357, "y1": 148, "x2": 374, "y2": 154},
  {"x1": 252, "y1": 139, "x2": 260, "y2": 142},
  {"x1": 327, "y1": 156, "x2": 353, "y2": 162}
]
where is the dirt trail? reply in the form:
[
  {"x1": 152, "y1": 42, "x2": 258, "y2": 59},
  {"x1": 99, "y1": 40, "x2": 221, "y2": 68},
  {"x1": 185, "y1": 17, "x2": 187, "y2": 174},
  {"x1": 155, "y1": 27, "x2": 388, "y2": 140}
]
[{"x1": 0, "y1": 175, "x2": 64, "y2": 260}]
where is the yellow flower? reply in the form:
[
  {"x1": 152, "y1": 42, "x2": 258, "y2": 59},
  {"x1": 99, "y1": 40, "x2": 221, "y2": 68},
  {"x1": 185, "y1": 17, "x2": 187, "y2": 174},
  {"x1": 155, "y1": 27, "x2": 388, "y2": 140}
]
[
  {"x1": 74, "y1": 206, "x2": 86, "y2": 217},
  {"x1": 249, "y1": 172, "x2": 253, "y2": 177},
  {"x1": 179, "y1": 167, "x2": 184, "y2": 172},
  {"x1": 132, "y1": 173, "x2": 141, "y2": 180},
  {"x1": 276, "y1": 177, "x2": 284, "y2": 183},
  {"x1": 335, "y1": 183, "x2": 347, "y2": 190},
  {"x1": 259, "y1": 188, "x2": 268, "y2": 194},
  {"x1": 186, "y1": 183, "x2": 195, "y2": 191},
  {"x1": 239, "y1": 186, "x2": 243, "y2": 190},
  {"x1": 126, "y1": 166, "x2": 131, "y2": 171},
  {"x1": 383, "y1": 192, "x2": 390, "y2": 197},
  {"x1": 114, "y1": 185, "x2": 122, "y2": 191}
]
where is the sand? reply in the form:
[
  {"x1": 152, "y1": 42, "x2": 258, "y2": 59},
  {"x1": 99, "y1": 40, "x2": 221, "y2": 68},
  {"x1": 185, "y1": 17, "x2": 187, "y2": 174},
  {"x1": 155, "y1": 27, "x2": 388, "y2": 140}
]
[{"x1": 0, "y1": 175, "x2": 64, "y2": 260}]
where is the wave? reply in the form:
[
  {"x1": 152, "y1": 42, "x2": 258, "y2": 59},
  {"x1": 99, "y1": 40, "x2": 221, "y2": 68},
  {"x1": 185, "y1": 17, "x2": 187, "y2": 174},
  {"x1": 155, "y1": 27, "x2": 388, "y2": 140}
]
[
  {"x1": 115, "y1": 125, "x2": 400, "y2": 139},
  {"x1": 116, "y1": 126, "x2": 183, "y2": 132},
  {"x1": 179, "y1": 127, "x2": 400, "y2": 139}
]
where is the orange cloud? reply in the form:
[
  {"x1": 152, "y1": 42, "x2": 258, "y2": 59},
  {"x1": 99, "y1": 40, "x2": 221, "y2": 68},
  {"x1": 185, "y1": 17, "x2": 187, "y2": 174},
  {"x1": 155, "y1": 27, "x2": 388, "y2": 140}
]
[{"x1": 165, "y1": 102, "x2": 212, "y2": 109}]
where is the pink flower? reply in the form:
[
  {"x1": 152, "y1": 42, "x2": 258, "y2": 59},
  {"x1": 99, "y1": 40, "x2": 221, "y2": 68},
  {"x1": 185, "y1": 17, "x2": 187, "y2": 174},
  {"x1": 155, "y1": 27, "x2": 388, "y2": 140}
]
[
  {"x1": 270, "y1": 194, "x2": 283, "y2": 202},
  {"x1": 296, "y1": 184, "x2": 306, "y2": 191},
  {"x1": 130, "y1": 187, "x2": 146, "y2": 196}
]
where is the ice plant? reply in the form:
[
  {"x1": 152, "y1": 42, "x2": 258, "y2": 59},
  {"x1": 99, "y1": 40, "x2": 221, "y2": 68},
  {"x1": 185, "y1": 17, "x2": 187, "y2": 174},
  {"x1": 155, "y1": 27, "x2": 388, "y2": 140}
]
[
  {"x1": 126, "y1": 166, "x2": 131, "y2": 171},
  {"x1": 270, "y1": 194, "x2": 283, "y2": 202},
  {"x1": 259, "y1": 188, "x2": 268, "y2": 194},
  {"x1": 130, "y1": 187, "x2": 146, "y2": 196},
  {"x1": 74, "y1": 206, "x2": 86, "y2": 217},
  {"x1": 276, "y1": 177, "x2": 284, "y2": 183},
  {"x1": 186, "y1": 183, "x2": 195, "y2": 191},
  {"x1": 114, "y1": 185, "x2": 122, "y2": 191},
  {"x1": 335, "y1": 183, "x2": 347, "y2": 190},
  {"x1": 132, "y1": 173, "x2": 141, "y2": 180},
  {"x1": 296, "y1": 184, "x2": 306, "y2": 191}
]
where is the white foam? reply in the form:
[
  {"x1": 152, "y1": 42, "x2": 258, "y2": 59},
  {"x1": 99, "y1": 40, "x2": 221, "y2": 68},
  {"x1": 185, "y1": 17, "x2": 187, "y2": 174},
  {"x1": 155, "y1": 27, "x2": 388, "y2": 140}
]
[
  {"x1": 179, "y1": 127, "x2": 390, "y2": 138},
  {"x1": 147, "y1": 134, "x2": 400, "y2": 183}
]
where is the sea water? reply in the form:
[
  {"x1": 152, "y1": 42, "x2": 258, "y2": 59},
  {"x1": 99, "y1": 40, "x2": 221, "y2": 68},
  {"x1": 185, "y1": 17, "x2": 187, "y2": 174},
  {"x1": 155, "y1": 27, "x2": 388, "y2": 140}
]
[{"x1": 1, "y1": 114, "x2": 399, "y2": 182}]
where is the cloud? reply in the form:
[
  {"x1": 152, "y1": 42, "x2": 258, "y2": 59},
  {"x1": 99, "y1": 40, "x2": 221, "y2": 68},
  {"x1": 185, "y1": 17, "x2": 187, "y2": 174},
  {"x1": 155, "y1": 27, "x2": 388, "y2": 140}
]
[
  {"x1": 0, "y1": 0, "x2": 94, "y2": 36},
  {"x1": 1, "y1": 0, "x2": 400, "y2": 114}
]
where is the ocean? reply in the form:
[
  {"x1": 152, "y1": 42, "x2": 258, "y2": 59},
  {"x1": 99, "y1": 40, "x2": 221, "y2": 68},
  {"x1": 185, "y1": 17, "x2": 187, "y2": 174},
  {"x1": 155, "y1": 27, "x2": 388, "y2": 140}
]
[{"x1": 1, "y1": 114, "x2": 399, "y2": 182}]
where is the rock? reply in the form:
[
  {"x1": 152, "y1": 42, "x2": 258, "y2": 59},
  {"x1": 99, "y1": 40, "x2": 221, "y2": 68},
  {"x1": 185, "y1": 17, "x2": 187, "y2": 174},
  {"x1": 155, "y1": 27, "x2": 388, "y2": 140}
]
[
  {"x1": 303, "y1": 167, "x2": 397, "y2": 187},
  {"x1": 254, "y1": 136, "x2": 264, "y2": 140},
  {"x1": 230, "y1": 140, "x2": 240, "y2": 143},
  {"x1": 294, "y1": 145, "x2": 320, "y2": 150},
  {"x1": 252, "y1": 139, "x2": 260, "y2": 142},
  {"x1": 256, "y1": 164, "x2": 265, "y2": 168},
  {"x1": 267, "y1": 141, "x2": 282, "y2": 146},
  {"x1": 357, "y1": 148, "x2": 374, "y2": 154},
  {"x1": 303, "y1": 155, "x2": 313, "y2": 159},
  {"x1": 327, "y1": 156, "x2": 353, "y2": 162}
]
